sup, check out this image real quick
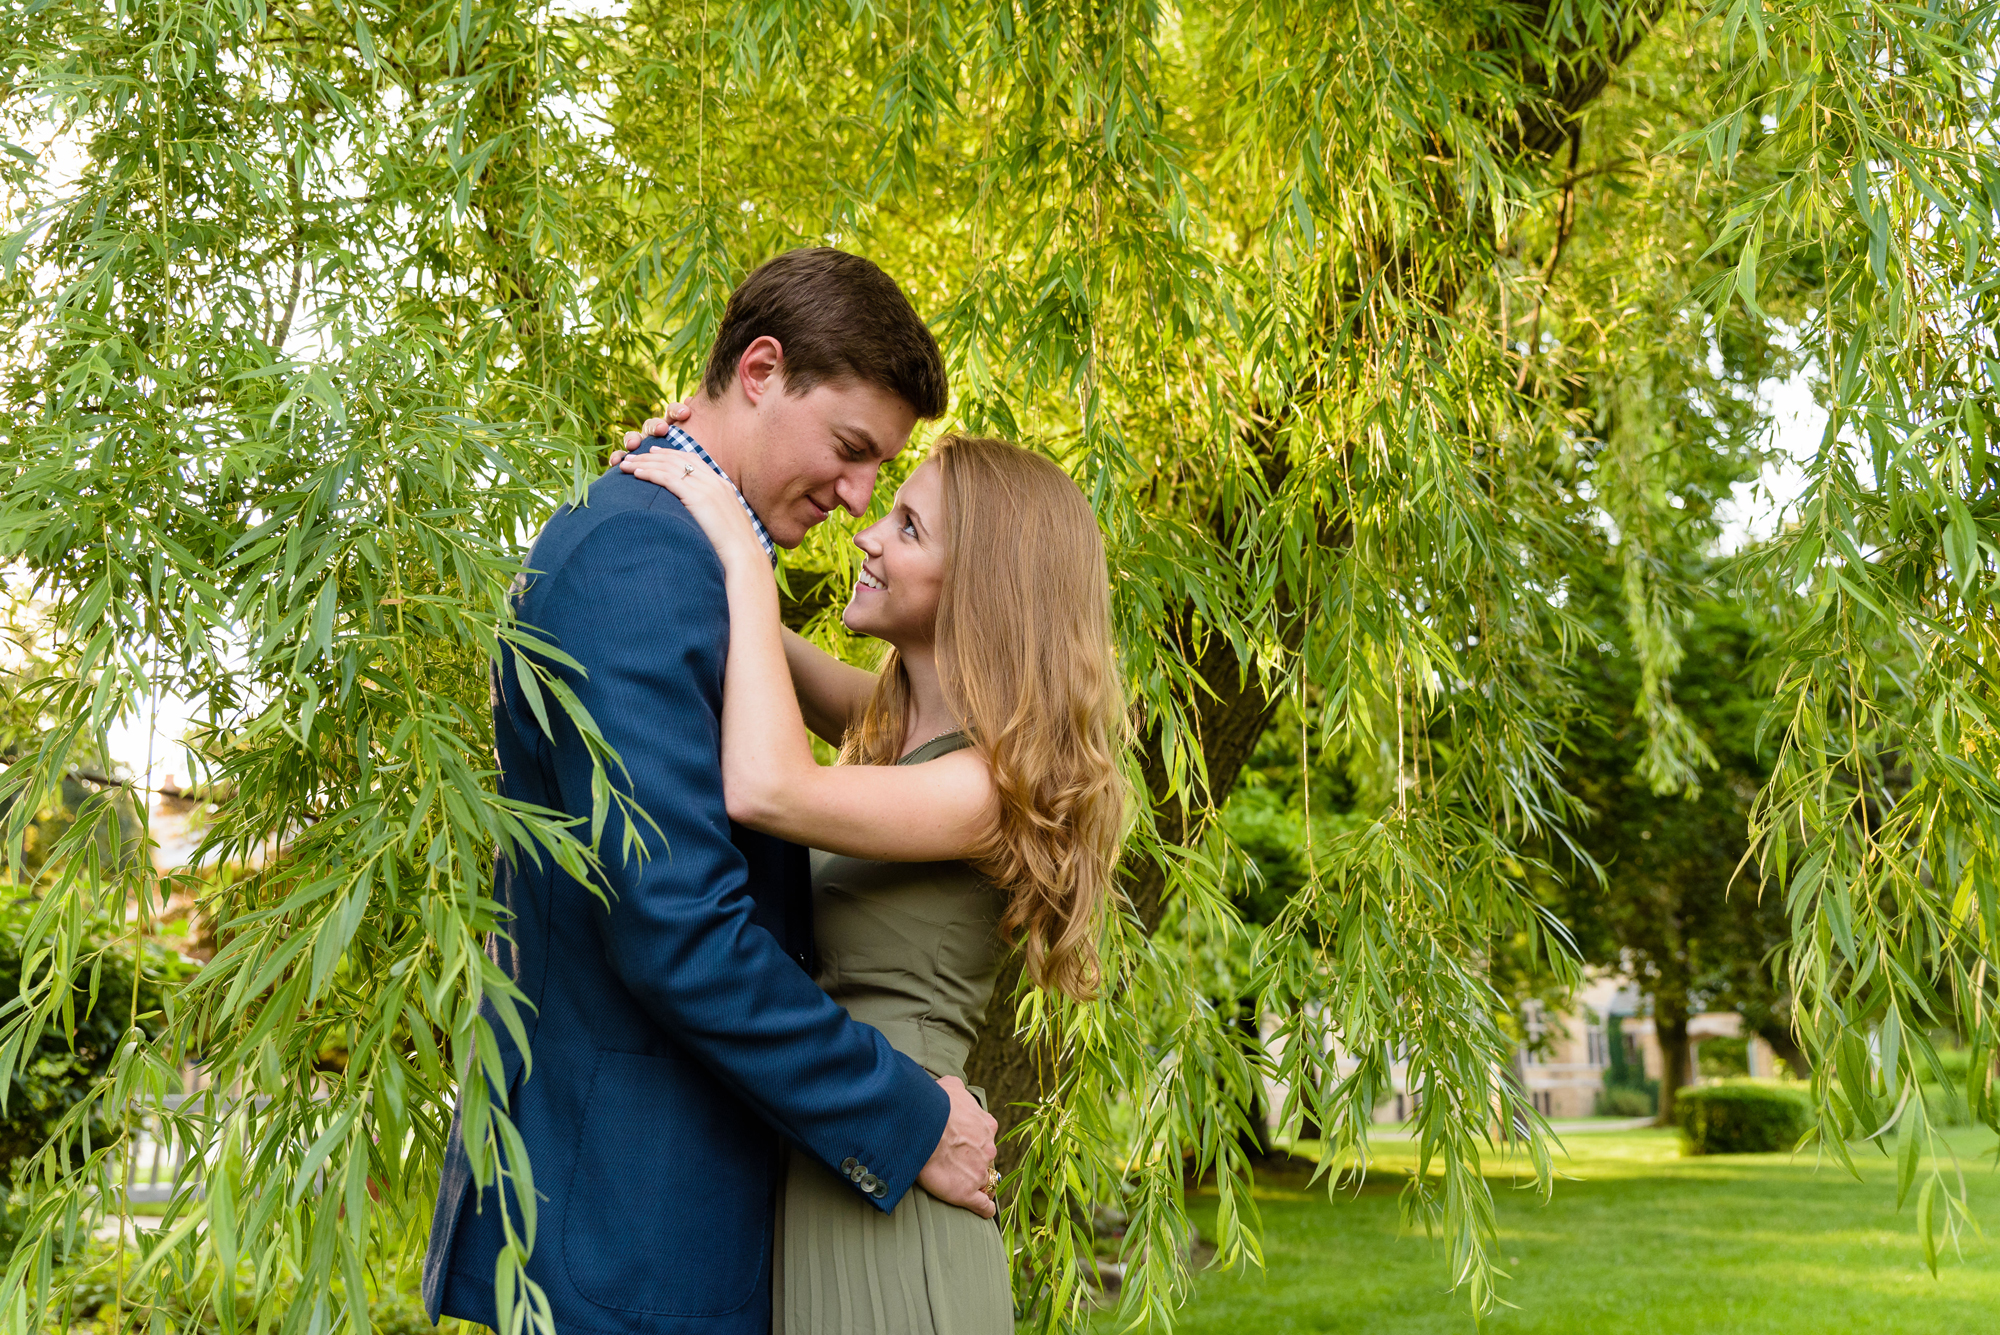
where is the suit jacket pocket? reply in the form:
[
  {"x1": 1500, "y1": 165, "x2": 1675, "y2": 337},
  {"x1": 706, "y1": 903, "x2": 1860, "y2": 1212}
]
[{"x1": 562, "y1": 1049, "x2": 776, "y2": 1316}]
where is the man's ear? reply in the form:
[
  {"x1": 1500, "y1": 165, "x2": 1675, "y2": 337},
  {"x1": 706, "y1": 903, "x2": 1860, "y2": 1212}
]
[{"x1": 737, "y1": 336, "x2": 785, "y2": 406}]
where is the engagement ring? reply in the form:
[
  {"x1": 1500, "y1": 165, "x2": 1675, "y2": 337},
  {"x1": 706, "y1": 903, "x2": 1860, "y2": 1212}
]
[{"x1": 681, "y1": 463, "x2": 695, "y2": 477}]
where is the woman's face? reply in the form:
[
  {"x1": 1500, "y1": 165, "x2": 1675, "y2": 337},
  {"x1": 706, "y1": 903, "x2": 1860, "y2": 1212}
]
[{"x1": 843, "y1": 459, "x2": 947, "y2": 648}]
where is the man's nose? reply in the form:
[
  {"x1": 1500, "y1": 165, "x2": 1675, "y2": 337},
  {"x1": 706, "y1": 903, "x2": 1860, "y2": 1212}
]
[{"x1": 835, "y1": 463, "x2": 880, "y2": 518}]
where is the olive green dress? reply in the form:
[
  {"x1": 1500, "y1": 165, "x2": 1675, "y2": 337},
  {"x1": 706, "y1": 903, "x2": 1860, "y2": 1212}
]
[{"x1": 771, "y1": 732, "x2": 1012, "y2": 1335}]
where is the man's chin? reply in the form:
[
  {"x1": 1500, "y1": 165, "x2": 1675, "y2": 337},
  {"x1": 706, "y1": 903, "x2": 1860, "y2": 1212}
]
[
  {"x1": 765, "y1": 519, "x2": 811, "y2": 549},
  {"x1": 770, "y1": 508, "x2": 831, "y2": 549}
]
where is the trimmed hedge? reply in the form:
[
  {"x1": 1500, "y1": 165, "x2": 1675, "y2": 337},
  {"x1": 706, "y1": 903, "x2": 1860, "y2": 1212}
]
[
  {"x1": 1674, "y1": 1080, "x2": 1811, "y2": 1155},
  {"x1": 1596, "y1": 1085, "x2": 1656, "y2": 1118},
  {"x1": 1920, "y1": 1048, "x2": 1979, "y2": 1127}
]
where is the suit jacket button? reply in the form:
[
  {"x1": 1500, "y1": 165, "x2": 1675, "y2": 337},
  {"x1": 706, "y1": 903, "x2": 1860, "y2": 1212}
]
[
  {"x1": 841, "y1": 1158, "x2": 858, "y2": 1173},
  {"x1": 871, "y1": 1182, "x2": 889, "y2": 1199}
]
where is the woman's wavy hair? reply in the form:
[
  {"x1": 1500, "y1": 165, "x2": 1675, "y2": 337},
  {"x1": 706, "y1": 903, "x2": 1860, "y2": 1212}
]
[{"x1": 839, "y1": 435, "x2": 1125, "y2": 1000}]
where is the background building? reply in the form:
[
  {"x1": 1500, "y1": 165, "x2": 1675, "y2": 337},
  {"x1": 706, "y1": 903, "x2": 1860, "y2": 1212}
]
[{"x1": 1265, "y1": 972, "x2": 1783, "y2": 1128}]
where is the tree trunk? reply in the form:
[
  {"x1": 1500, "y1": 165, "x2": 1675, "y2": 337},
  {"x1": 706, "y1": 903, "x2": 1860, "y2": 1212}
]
[
  {"x1": 1654, "y1": 1000, "x2": 1690, "y2": 1127},
  {"x1": 962, "y1": 955, "x2": 1043, "y2": 1169}
]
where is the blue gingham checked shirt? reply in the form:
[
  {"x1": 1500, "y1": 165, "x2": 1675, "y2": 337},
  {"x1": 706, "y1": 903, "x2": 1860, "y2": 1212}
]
[{"x1": 651, "y1": 423, "x2": 777, "y2": 566}]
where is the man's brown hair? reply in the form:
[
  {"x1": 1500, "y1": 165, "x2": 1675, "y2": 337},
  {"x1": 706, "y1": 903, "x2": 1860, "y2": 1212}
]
[{"x1": 702, "y1": 248, "x2": 948, "y2": 419}]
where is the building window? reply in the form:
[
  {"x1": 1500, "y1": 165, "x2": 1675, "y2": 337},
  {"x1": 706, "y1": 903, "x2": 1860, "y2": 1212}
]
[
  {"x1": 1533, "y1": 1090, "x2": 1553, "y2": 1116},
  {"x1": 1587, "y1": 1027, "x2": 1608, "y2": 1067},
  {"x1": 1517, "y1": 1001, "x2": 1549, "y2": 1067}
]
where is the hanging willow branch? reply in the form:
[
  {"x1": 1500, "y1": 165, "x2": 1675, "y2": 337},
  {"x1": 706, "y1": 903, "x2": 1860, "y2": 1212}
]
[{"x1": 0, "y1": 1, "x2": 1995, "y2": 1332}]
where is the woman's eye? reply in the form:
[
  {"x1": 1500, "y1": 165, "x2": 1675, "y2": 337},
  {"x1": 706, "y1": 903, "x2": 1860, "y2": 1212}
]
[{"x1": 900, "y1": 517, "x2": 917, "y2": 537}]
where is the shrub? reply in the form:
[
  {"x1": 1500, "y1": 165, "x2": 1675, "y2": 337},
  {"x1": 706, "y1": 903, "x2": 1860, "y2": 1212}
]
[
  {"x1": 1920, "y1": 1047, "x2": 1981, "y2": 1127},
  {"x1": 1696, "y1": 1035, "x2": 1749, "y2": 1079},
  {"x1": 1935, "y1": 1046, "x2": 1974, "y2": 1082},
  {"x1": 1598, "y1": 1013, "x2": 1659, "y2": 1116},
  {"x1": 0, "y1": 900, "x2": 189, "y2": 1189},
  {"x1": 64, "y1": 1268, "x2": 430, "y2": 1333},
  {"x1": 1595, "y1": 1085, "x2": 1656, "y2": 1117},
  {"x1": 1922, "y1": 1080, "x2": 1972, "y2": 1127},
  {"x1": 1674, "y1": 1080, "x2": 1811, "y2": 1155}
]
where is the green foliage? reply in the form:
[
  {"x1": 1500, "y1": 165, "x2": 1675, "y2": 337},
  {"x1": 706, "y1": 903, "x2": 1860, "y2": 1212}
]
[
  {"x1": 1597, "y1": 1085, "x2": 1657, "y2": 1119},
  {"x1": 1221, "y1": 704, "x2": 1364, "y2": 927},
  {"x1": 57, "y1": 1264, "x2": 435, "y2": 1334},
  {"x1": 1603, "y1": 1014, "x2": 1644, "y2": 1092},
  {"x1": 1920, "y1": 1048, "x2": 1978, "y2": 1128},
  {"x1": 1596, "y1": 1013, "x2": 1659, "y2": 1117},
  {"x1": 1923, "y1": 1082, "x2": 1974, "y2": 1130},
  {"x1": 0, "y1": 0, "x2": 1996, "y2": 1329},
  {"x1": 1545, "y1": 579, "x2": 1791, "y2": 1119},
  {"x1": 1713, "y1": 0, "x2": 2000, "y2": 1276},
  {"x1": 0, "y1": 901, "x2": 187, "y2": 1189},
  {"x1": 1674, "y1": 1081, "x2": 1812, "y2": 1156},
  {"x1": 1698, "y1": 1036, "x2": 1751, "y2": 1080}
]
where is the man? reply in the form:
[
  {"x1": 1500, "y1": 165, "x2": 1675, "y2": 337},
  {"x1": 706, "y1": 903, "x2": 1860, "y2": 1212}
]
[{"x1": 424, "y1": 249, "x2": 998, "y2": 1334}]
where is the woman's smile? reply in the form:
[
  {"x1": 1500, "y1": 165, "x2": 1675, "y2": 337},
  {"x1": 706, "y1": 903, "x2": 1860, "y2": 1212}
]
[{"x1": 842, "y1": 460, "x2": 946, "y2": 645}]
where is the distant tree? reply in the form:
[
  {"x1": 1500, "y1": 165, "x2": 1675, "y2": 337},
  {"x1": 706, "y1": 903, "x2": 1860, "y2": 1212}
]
[
  {"x1": 3, "y1": 0, "x2": 1998, "y2": 1328},
  {"x1": 1549, "y1": 571, "x2": 1794, "y2": 1124}
]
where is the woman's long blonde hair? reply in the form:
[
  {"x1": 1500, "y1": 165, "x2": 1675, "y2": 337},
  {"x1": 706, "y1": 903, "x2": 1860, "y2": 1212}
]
[{"x1": 839, "y1": 436, "x2": 1125, "y2": 1000}]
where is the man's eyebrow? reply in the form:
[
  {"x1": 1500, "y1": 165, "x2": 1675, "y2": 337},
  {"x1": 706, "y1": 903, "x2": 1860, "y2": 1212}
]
[{"x1": 839, "y1": 424, "x2": 884, "y2": 458}]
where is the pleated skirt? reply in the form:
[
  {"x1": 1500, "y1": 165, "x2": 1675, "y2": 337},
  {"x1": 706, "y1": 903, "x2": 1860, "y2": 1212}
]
[{"x1": 771, "y1": 1145, "x2": 1012, "y2": 1335}]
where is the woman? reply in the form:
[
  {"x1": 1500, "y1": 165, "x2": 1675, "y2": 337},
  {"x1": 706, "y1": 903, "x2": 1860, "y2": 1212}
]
[{"x1": 616, "y1": 426, "x2": 1124, "y2": 1334}]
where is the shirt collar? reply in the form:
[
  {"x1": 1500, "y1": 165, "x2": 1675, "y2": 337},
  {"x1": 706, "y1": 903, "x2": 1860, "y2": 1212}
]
[{"x1": 657, "y1": 424, "x2": 777, "y2": 566}]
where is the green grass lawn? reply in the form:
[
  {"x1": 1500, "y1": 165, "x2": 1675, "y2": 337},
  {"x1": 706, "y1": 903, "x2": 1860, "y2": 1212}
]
[{"x1": 1131, "y1": 1126, "x2": 2000, "y2": 1334}]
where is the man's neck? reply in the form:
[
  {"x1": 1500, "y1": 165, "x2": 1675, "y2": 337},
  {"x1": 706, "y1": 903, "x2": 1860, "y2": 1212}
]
[{"x1": 676, "y1": 397, "x2": 746, "y2": 485}]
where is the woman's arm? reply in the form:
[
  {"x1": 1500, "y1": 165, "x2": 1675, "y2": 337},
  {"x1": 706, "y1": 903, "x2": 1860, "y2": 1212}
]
[
  {"x1": 783, "y1": 626, "x2": 877, "y2": 746},
  {"x1": 620, "y1": 453, "x2": 998, "y2": 861},
  {"x1": 610, "y1": 413, "x2": 873, "y2": 746}
]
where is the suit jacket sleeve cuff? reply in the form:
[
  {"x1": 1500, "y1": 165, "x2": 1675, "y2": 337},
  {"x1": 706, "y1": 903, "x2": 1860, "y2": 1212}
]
[{"x1": 828, "y1": 1070, "x2": 951, "y2": 1215}]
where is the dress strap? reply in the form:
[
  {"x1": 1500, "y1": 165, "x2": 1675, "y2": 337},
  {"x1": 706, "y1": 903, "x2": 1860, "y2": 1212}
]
[{"x1": 896, "y1": 730, "x2": 972, "y2": 765}]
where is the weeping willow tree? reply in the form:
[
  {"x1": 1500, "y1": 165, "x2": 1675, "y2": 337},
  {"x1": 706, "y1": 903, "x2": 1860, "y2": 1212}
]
[{"x1": 1, "y1": 0, "x2": 1997, "y2": 1329}]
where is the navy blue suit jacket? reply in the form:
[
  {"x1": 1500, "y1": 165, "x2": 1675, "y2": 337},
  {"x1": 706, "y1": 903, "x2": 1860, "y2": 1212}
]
[{"x1": 424, "y1": 455, "x2": 950, "y2": 1333}]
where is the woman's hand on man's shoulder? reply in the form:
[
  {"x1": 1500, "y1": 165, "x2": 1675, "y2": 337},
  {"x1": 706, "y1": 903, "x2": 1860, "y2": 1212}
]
[{"x1": 612, "y1": 401, "x2": 695, "y2": 464}]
